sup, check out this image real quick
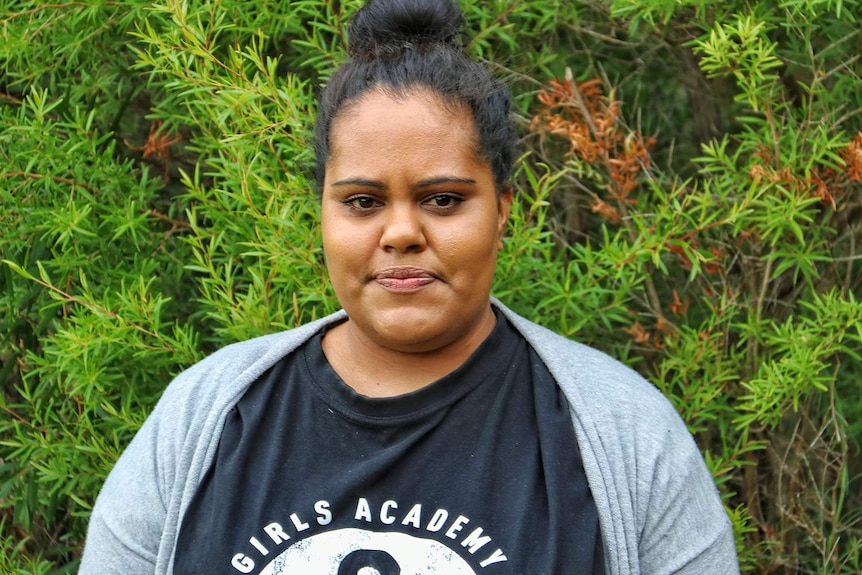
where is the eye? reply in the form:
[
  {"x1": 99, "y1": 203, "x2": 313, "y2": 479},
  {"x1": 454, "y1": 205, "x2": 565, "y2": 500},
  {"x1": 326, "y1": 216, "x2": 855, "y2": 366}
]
[
  {"x1": 423, "y1": 194, "x2": 463, "y2": 210},
  {"x1": 344, "y1": 196, "x2": 381, "y2": 210}
]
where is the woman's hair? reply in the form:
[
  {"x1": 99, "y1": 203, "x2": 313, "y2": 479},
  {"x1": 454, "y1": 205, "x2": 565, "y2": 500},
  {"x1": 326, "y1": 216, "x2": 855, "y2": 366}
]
[{"x1": 313, "y1": 0, "x2": 516, "y2": 192}]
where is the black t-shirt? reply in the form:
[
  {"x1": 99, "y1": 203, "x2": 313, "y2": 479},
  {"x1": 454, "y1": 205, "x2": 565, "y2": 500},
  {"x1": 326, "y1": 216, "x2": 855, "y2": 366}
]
[{"x1": 175, "y1": 313, "x2": 604, "y2": 574}]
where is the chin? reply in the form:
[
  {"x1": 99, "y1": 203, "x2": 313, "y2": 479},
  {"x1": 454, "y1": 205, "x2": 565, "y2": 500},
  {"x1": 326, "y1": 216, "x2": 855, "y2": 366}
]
[
  {"x1": 372, "y1": 308, "x2": 490, "y2": 353},
  {"x1": 369, "y1": 320, "x2": 449, "y2": 352}
]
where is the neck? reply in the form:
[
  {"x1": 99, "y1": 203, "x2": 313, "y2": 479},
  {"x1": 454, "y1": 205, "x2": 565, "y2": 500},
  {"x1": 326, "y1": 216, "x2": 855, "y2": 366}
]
[{"x1": 321, "y1": 308, "x2": 496, "y2": 397}]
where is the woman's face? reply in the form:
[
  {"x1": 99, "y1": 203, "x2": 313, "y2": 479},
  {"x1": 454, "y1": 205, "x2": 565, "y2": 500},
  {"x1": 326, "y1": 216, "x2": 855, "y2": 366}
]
[{"x1": 321, "y1": 88, "x2": 511, "y2": 354}]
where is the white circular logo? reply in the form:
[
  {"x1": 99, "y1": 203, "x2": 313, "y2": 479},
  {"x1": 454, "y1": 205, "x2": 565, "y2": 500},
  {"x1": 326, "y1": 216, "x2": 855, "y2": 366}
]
[{"x1": 260, "y1": 528, "x2": 477, "y2": 574}]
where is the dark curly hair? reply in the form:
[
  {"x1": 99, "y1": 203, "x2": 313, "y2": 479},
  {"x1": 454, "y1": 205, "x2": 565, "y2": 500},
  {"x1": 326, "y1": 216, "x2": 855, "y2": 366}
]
[{"x1": 313, "y1": 0, "x2": 516, "y2": 192}]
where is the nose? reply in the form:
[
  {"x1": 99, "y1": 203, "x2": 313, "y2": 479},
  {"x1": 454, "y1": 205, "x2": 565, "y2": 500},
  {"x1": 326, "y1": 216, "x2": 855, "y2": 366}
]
[{"x1": 379, "y1": 202, "x2": 426, "y2": 253}]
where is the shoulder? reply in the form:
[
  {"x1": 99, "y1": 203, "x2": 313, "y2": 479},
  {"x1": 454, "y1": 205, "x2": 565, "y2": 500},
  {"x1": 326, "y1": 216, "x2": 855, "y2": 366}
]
[
  {"x1": 494, "y1": 300, "x2": 674, "y2": 427},
  {"x1": 493, "y1": 300, "x2": 738, "y2": 572},
  {"x1": 139, "y1": 310, "x2": 349, "y2": 478},
  {"x1": 493, "y1": 300, "x2": 694, "y2": 506},
  {"x1": 81, "y1": 310, "x2": 350, "y2": 573},
  {"x1": 494, "y1": 300, "x2": 691, "y2": 475},
  {"x1": 162, "y1": 311, "x2": 347, "y2": 406}
]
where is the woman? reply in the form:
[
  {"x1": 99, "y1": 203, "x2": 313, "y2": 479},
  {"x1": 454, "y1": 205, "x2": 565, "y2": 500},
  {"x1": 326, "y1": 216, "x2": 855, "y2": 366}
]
[{"x1": 80, "y1": 0, "x2": 739, "y2": 573}]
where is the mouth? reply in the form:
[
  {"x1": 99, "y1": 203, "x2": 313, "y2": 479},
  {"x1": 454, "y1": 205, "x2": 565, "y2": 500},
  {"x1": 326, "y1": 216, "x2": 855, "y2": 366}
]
[{"x1": 374, "y1": 266, "x2": 438, "y2": 293}]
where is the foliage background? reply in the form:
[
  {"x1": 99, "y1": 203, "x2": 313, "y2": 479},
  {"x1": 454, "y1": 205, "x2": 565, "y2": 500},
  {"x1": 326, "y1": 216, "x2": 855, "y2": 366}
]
[{"x1": 1, "y1": 0, "x2": 860, "y2": 572}]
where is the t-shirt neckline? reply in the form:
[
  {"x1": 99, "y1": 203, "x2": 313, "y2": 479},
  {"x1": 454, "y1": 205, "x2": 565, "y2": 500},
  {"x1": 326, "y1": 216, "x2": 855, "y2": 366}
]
[{"x1": 301, "y1": 310, "x2": 518, "y2": 425}]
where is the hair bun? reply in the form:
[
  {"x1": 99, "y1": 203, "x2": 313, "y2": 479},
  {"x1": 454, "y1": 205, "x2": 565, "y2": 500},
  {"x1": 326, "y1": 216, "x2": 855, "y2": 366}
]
[{"x1": 347, "y1": 0, "x2": 464, "y2": 59}]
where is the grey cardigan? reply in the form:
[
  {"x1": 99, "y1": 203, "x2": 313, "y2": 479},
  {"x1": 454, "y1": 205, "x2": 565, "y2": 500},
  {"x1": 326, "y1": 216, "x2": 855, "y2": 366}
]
[{"x1": 80, "y1": 301, "x2": 739, "y2": 574}]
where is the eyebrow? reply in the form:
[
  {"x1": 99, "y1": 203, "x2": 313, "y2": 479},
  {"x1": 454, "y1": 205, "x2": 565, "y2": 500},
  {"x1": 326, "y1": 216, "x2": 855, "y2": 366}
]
[
  {"x1": 330, "y1": 177, "x2": 384, "y2": 188},
  {"x1": 415, "y1": 176, "x2": 477, "y2": 188},
  {"x1": 330, "y1": 176, "x2": 477, "y2": 189}
]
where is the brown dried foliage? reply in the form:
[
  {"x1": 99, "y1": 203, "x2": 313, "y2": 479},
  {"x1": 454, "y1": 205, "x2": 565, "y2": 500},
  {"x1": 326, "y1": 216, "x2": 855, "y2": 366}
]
[
  {"x1": 530, "y1": 75, "x2": 656, "y2": 218},
  {"x1": 749, "y1": 131, "x2": 862, "y2": 208},
  {"x1": 124, "y1": 120, "x2": 182, "y2": 179}
]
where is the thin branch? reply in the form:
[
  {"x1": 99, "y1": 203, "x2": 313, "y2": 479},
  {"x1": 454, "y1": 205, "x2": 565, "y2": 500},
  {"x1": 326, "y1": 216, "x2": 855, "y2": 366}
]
[
  {"x1": 2, "y1": 171, "x2": 99, "y2": 195},
  {"x1": 12, "y1": 272, "x2": 177, "y2": 354},
  {"x1": 0, "y1": 92, "x2": 23, "y2": 105},
  {"x1": 564, "y1": 70, "x2": 668, "y2": 325}
]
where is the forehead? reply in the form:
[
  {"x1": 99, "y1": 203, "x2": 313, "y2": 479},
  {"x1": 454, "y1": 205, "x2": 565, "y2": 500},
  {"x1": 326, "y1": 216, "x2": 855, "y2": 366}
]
[{"x1": 327, "y1": 88, "x2": 483, "y2": 170}]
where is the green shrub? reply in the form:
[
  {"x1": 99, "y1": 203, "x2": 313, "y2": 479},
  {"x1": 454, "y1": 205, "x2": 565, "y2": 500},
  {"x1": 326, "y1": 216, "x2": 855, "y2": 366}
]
[
  {"x1": 1, "y1": 0, "x2": 860, "y2": 572},
  {"x1": 525, "y1": 1, "x2": 862, "y2": 572}
]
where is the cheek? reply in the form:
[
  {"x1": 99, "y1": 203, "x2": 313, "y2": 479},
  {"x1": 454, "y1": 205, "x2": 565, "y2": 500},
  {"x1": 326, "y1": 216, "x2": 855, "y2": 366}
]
[
  {"x1": 321, "y1": 206, "x2": 348, "y2": 252},
  {"x1": 320, "y1": 216, "x2": 349, "y2": 278},
  {"x1": 321, "y1": 217, "x2": 373, "y2": 282},
  {"x1": 320, "y1": 220, "x2": 336, "y2": 265},
  {"x1": 443, "y1": 220, "x2": 502, "y2": 273}
]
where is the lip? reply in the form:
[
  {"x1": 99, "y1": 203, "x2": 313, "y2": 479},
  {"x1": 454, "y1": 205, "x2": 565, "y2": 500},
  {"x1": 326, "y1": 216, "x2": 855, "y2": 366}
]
[{"x1": 374, "y1": 266, "x2": 438, "y2": 293}]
